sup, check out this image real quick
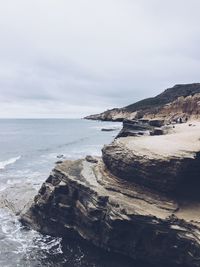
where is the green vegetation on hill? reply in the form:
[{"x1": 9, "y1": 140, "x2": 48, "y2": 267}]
[{"x1": 124, "y1": 83, "x2": 200, "y2": 112}]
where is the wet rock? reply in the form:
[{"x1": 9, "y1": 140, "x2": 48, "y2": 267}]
[
  {"x1": 57, "y1": 154, "x2": 65, "y2": 159},
  {"x1": 101, "y1": 128, "x2": 118, "y2": 132},
  {"x1": 55, "y1": 160, "x2": 63, "y2": 164}
]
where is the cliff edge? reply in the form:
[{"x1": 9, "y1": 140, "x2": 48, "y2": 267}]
[
  {"x1": 85, "y1": 83, "x2": 200, "y2": 121},
  {"x1": 21, "y1": 122, "x2": 200, "y2": 267}
]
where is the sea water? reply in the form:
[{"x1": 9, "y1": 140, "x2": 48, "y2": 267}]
[{"x1": 0, "y1": 119, "x2": 148, "y2": 267}]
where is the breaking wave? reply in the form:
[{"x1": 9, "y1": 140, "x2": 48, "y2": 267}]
[{"x1": 0, "y1": 156, "x2": 21, "y2": 170}]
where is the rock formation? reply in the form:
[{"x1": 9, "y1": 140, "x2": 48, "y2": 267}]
[
  {"x1": 116, "y1": 119, "x2": 168, "y2": 138},
  {"x1": 103, "y1": 123, "x2": 200, "y2": 192},
  {"x1": 145, "y1": 93, "x2": 200, "y2": 121},
  {"x1": 21, "y1": 122, "x2": 200, "y2": 267},
  {"x1": 85, "y1": 83, "x2": 200, "y2": 122}
]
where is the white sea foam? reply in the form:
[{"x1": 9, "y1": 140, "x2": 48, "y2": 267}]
[
  {"x1": 0, "y1": 208, "x2": 63, "y2": 265},
  {"x1": 0, "y1": 156, "x2": 21, "y2": 170}
]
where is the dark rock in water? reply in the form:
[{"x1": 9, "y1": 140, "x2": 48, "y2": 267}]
[
  {"x1": 21, "y1": 159, "x2": 200, "y2": 267},
  {"x1": 101, "y1": 128, "x2": 117, "y2": 132},
  {"x1": 85, "y1": 155, "x2": 98, "y2": 163},
  {"x1": 57, "y1": 154, "x2": 65, "y2": 159},
  {"x1": 149, "y1": 119, "x2": 165, "y2": 127},
  {"x1": 55, "y1": 160, "x2": 63, "y2": 164}
]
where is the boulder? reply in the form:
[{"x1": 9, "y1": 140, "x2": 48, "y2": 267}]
[{"x1": 57, "y1": 154, "x2": 65, "y2": 159}]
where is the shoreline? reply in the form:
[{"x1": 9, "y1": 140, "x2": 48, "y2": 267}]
[{"x1": 20, "y1": 119, "x2": 200, "y2": 266}]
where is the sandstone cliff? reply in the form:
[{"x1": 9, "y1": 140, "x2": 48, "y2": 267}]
[
  {"x1": 21, "y1": 122, "x2": 200, "y2": 267},
  {"x1": 143, "y1": 93, "x2": 200, "y2": 120},
  {"x1": 103, "y1": 122, "x2": 200, "y2": 192},
  {"x1": 21, "y1": 158, "x2": 200, "y2": 267},
  {"x1": 85, "y1": 83, "x2": 200, "y2": 121}
]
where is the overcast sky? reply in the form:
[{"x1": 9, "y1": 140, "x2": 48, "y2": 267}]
[{"x1": 0, "y1": 0, "x2": 200, "y2": 118}]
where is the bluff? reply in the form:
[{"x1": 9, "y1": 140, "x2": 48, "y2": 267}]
[
  {"x1": 21, "y1": 122, "x2": 200, "y2": 267},
  {"x1": 85, "y1": 83, "x2": 200, "y2": 121}
]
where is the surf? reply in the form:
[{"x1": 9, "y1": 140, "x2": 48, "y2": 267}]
[{"x1": 0, "y1": 156, "x2": 21, "y2": 170}]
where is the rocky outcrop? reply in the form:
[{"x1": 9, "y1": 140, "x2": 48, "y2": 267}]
[
  {"x1": 84, "y1": 108, "x2": 135, "y2": 122},
  {"x1": 149, "y1": 119, "x2": 165, "y2": 127},
  {"x1": 116, "y1": 119, "x2": 152, "y2": 138},
  {"x1": 21, "y1": 158, "x2": 200, "y2": 267},
  {"x1": 144, "y1": 93, "x2": 200, "y2": 121},
  {"x1": 103, "y1": 123, "x2": 200, "y2": 192},
  {"x1": 21, "y1": 122, "x2": 200, "y2": 266},
  {"x1": 116, "y1": 119, "x2": 169, "y2": 138},
  {"x1": 85, "y1": 83, "x2": 200, "y2": 122}
]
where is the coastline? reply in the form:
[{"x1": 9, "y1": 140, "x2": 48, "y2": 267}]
[
  {"x1": 20, "y1": 119, "x2": 200, "y2": 266},
  {"x1": 3, "y1": 83, "x2": 200, "y2": 266},
  {"x1": 0, "y1": 119, "x2": 125, "y2": 267}
]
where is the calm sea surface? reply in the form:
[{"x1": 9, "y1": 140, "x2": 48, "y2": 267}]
[{"x1": 0, "y1": 119, "x2": 149, "y2": 267}]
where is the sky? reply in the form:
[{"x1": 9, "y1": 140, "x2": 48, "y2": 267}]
[{"x1": 0, "y1": 0, "x2": 200, "y2": 118}]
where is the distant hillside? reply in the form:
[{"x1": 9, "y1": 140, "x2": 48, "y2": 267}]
[
  {"x1": 124, "y1": 83, "x2": 200, "y2": 112},
  {"x1": 85, "y1": 83, "x2": 200, "y2": 121}
]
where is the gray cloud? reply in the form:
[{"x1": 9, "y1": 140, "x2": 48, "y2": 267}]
[{"x1": 0, "y1": 0, "x2": 200, "y2": 117}]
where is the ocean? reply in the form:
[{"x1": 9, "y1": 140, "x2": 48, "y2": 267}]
[{"x1": 0, "y1": 119, "x2": 148, "y2": 267}]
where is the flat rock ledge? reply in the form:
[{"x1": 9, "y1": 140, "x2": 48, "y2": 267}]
[
  {"x1": 21, "y1": 158, "x2": 200, "y2": 267},
  {"x1": 103, "y1": 123, "x2": 200, "y2": 192}
]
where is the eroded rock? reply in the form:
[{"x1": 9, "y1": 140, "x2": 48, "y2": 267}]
[
  {"x1": 103, "y1": 124, "x2": 200, "y2": 192},
  {"x1": 21, "y1": 158, "x2": 200, "y2": 267},
  {"x1": 85, "y1": 155, "x2": 98, "y2": 163}
]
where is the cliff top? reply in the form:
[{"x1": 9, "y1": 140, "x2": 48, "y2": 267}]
[
  {"x1": 119, "y1": 121, "x2": 200, "y2": 159},
  {"x1": 85, "y1": 83, "x2": 200, "y2": 121}
]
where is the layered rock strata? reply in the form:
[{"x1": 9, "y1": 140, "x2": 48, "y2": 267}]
[
  {"x1": 103, "y1": 123, "x2": 200, "y2": 192},
  {"x1": 21, "y1": 122, "x2": 200, "y2": 267},
  {"x1": 116, "y1": 119, "x2": 167, "y2": 138},
  {"x1": 21, "y1": 161, "x2": 200, "y2": 265},
  {"x1": 85, "y1": 84, "x2": 200, "y2": 122}
]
